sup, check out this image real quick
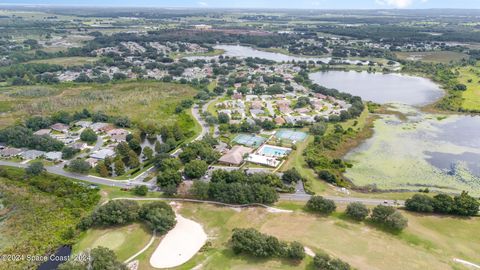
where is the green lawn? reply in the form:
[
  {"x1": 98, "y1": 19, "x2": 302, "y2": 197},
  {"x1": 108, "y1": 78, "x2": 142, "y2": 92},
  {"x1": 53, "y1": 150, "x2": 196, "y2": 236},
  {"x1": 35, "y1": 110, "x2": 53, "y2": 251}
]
[
  {"x1": 396, "y1": 51, "x2": 468, "y2": 64},
  {"x1": 457, "y1": 65, "x2": 480, "y2": 111},
  {"x1": 169, "y1": 203, "x2": 479, "y2": 270},
  {"x1": 0, "y1": 81, "x2": 198, "y2": 131},
  {"x1": 74, "y1": 222, "x2": 153, "y2": 261},
  {"x1": 28, "y1": 57, "x2": 98, "y2": 67}
]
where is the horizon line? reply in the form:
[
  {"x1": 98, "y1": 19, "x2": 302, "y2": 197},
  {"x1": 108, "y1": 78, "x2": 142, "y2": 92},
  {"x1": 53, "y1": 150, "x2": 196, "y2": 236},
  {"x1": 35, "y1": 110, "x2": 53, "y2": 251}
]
[{"x1": 1, "y1": 4, "x2": 480, "y2": 11}]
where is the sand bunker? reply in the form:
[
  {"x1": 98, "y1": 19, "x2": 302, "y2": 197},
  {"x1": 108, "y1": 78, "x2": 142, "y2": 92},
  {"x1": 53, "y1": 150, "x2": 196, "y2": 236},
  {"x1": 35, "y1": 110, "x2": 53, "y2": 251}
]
[{"x1": 150, "y1": 214, "x2": 207, "y2": 268}]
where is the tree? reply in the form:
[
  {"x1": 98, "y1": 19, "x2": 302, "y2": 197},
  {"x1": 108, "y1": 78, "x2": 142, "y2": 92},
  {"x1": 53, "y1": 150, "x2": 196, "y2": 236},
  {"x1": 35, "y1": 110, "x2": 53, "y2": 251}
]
[
  {"x1": 132, "y1": 185, "x2": 148, "y2": 196},
  {"x1": 184, "y1": 160, "x2": 208, "y2": 179},
  {"x1": 62, "y1": 146, "x2": 79, "y2": 159},
  {"x1": 310, "y1": 122, "x2": 327, "y2": 136},
  {"x1": 142, "y1": 146, "x2": 154, "y2": 161},
  {"x1": 114, "y1": 159, "x2": 126, "y2": 176},
  {"x1": 432, "y1": 193, "x2": 454, "y2": 214},
  {"x1": 371, "y1": 205, "x2": 408, "y2": 231},
  {"x1": 26, "y1": 161, "x2": 44, "y2": 176},
  {"x1": 313, "y1": 252, "x2": 351, "y2": 270},
  {"x1": 218, "y1": 112, "x2": 230, "y2": 124},
  {"x1": 139, "y1": 202, "x2": 176, "y2": 234},
  {"x1": 385, "y1": 211, "x2": 408, "y2": 231},
  {"x1": 453, "y1": 191, "x2": 479, "y2": 216},
  {"x1": 127, "y1": 150, "x2": 140, "y2": 168},
  {"x1": 230, "y1": 228, "x2": 284, "y2": 258},
  {"x1": 286, "y1": 241, "x2": 306, "y2": 260},
  {"x1": 80, "y1": 128, "x2": 98, "y2": 143},
  {"x1": 405, "y1": 194, "x2": 435, "y2": 213},
  {"x1": 128, "y1": 139, "x2": 142, "y2": 154},
  {"x1": 306, "y1": 196, "x2": 336, "y2": 215},
  {"x1": 281, "y1": 168, "x2": 303, "y2": 184},
  {"x1": 96, "y1": 162, "x2": 109, "y2": 177},
  {"x1": 69, "y1": 159, "x2": 91, "y2": 174},
  {"x1": 190, "y1": 181, "x2": 210, "y2": 200},
  {"x1": 59, "y1": 247, "x2": 127, "y2": 270},
  {"x1": 78, "y1": 200, "x2": 139, "y2": 229},
  {"x1": 157, "y1": 169, "x2": 182, "y2": 188},
  {"x1": 345, "y1": 202, "x2": 370, "y2": 221}
]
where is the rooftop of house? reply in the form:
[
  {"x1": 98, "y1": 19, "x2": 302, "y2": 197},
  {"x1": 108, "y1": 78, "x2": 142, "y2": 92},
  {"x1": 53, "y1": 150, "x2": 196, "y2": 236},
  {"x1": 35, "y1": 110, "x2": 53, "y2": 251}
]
[{"x1": 218, "y1": 145, "x2": 253, "y2": 165}]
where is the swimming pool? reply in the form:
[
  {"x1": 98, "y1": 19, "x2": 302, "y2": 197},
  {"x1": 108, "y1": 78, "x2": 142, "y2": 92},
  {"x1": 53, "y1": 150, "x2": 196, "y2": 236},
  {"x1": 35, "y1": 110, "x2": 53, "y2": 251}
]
[{"x1": 257, "y1": 145, "x2": 291, "y2": 157}]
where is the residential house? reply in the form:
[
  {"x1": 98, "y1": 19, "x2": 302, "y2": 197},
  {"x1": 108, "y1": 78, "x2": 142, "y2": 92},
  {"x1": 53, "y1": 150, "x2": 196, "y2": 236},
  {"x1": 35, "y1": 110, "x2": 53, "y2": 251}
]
[
  {"x1": 90, "y1": 122, "x2": 110, "y2": 132},
  {"x1": 251, "y1": 100, "x2": 263, "y2": 110},
  {"x1": 90, "y1": 149, "x2": 115, "y2": 160},
  {"x1": 21, "y1": 150, "x2": 45, "y2": 160},
  {"x1": 85, "y1": 157, "x2": 99, "y2": 168},
  {"x1": 0, "y1": 147, "x2": 23, "y2": 158},
  {"x1": 34, "y1": 129, "x2": 51, "y2": 136},
  {"x1": 74, "y1": 120, "x2": 92, "y2": 128},
  {"x1": 274, "y1": 116, "x2": 286, "y2": 125},
  {"x1": 50, "y1": 123, "x2": 70, "y2": 133},
  {"x1": 45, "y1": 151, "x2": 62, "y2": 161},
  {"x1": 72, "y1": 142, "x2": 88, "y2": 150}
]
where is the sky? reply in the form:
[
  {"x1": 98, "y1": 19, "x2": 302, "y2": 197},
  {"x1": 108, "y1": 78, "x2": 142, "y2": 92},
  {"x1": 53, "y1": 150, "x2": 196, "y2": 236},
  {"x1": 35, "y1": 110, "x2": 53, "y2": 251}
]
[{"x1": 1, "y1": 0, "x2": 480, "y2": 9}]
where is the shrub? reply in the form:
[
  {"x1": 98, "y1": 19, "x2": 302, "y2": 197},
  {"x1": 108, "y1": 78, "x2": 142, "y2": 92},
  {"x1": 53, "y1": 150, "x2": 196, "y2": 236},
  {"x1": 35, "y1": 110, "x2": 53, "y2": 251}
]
[
  {"x1": 453, "y1": 191, "x2": 479, "y2": 216},
  {"x1": 69, "y1": 159, "x2": 91, "y2": 174},
  {"x1": 281, "y1": 168, "x2": 303, "y2": 184},
  {"x1": 306, "y1": 196, "x2": 336, "y2": 214},
  {"x1": 432, "y1": 193, "x2": 454, "y2": 214},
  {"x1": 345, "y1": 202, "x2": 369, "y2": 221},
  {"x1": 132, "y1": 185, "x2": 148, "y2": 196},
  {"x1": 25, "y1": 161, "x2": 44, "y2": 176},
  {"x1": 371, "y1": 205, "x2": 408, "y2": 231},
  {"x1": 405, "y1": 194, "x2": 435, "y2": 213},
  {"x1": 80, "y1": 128, "x2": 98, "y2": 143},
  {"x1": 313, "y1": 252, "x2": 352, "y2": 270}
]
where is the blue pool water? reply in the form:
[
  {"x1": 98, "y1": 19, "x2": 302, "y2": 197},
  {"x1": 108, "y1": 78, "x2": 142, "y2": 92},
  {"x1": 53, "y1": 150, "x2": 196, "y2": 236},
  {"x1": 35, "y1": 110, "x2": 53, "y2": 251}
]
[{"x1": 259, "y1": 146, "x2": 291, "y2": 157}]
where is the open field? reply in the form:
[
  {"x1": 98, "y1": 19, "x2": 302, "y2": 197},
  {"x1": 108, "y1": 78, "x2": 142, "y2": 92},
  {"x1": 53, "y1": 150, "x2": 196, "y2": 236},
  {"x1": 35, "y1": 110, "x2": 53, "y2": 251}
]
[
  {"x1": 125, "y1": 202, "x2": 479, "y2": 270},
  {"x1": 395, "y1": 51, "x2": 468, "y2": 64},
  {"x1": 74, "y1": 223, "x2": 152, "y2": 261},
  {"x1": 0, "y1": 81, "x2": 198, "y2": 131},
  {"x1": 457, "y1": 65, "x2": 480, "y2": 110},
  {"x1": 0, "y1": 167, "x2": 98, "y2": 269},
  {"x1": 28, "y1": 57, "x2": 99, "y2": 67}
]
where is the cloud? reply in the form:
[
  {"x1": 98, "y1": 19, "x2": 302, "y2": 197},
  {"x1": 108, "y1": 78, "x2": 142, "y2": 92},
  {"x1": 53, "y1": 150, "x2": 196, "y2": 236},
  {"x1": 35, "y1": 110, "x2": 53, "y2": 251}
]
[
  {"x1": 375, "y1": 0, "x2": 417, "y2": 8},
  {"x1": 198, "y1": 1, "x2": 208, "y2": 7}
]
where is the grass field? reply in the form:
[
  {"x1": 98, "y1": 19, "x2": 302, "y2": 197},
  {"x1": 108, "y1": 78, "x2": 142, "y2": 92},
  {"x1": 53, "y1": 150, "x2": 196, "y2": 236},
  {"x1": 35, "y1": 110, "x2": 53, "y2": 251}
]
[
  {"x1": 457, "y1": 65, "x2": 480, "y2": 110},
  {"x1": 170, "y1": 203, "x2": 479, "y2": 270},
  {"x1": 0, "y1": 81, "x2": 198, "y2": 131},
  {"x1": 396, "y1": 51, "x2": 468, "y2": 64},
  {"x1": 74, "y1": 223, "x2": 153, "y2": 261},
  {"x1": 28, "y1": 57, "x2": 98, "y2": 67}
]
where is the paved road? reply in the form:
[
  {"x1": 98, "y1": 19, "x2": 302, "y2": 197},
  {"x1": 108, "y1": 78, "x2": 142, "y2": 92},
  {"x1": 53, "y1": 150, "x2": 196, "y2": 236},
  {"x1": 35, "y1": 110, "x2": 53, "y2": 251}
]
[{"x1": 280, "y1": 193, "x2": 404, "y2": 206}]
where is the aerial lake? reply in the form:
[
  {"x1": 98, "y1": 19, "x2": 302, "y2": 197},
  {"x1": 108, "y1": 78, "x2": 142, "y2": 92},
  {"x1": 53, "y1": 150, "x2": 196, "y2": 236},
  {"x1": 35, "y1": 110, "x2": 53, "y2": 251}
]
[
  {"x1": 310, "y1": 70, "x2": 480, "y2": 195},
  {"x1": 185, "y1": 45, "x2": 365, "y2": 64},
  {"x1": 309, "y1": 70, "x2": 444, "y2": 106}
]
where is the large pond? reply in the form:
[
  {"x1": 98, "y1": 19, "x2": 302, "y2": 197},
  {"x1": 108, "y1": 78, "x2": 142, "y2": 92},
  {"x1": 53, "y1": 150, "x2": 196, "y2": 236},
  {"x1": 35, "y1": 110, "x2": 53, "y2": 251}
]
[
  {"x1": 310, "y1": 70, "x2": 480, "y2": 195},
  {"x1": 310, "y1": 70, "x2": 444, "y2": 106},
  {"x1": 185, "y1": 45, "x2": 364, "y2": 64}
]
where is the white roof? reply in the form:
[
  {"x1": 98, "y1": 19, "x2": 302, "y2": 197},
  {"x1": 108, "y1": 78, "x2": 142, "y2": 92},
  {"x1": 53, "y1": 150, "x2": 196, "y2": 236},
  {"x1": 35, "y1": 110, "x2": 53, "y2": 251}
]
[{"x1": 90, "y1": 148, "x2": 115, "y2": 160}]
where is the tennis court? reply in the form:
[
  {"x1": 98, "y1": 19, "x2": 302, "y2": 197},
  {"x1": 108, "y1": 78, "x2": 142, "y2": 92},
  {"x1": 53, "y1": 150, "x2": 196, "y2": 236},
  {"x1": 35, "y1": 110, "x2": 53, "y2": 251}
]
[
  {"x1": 233, "y1": 134, "x2": 266, "y2": 147},
  {"x1": 275, "y1": 129, "x2": 308, "y2": 142}
]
